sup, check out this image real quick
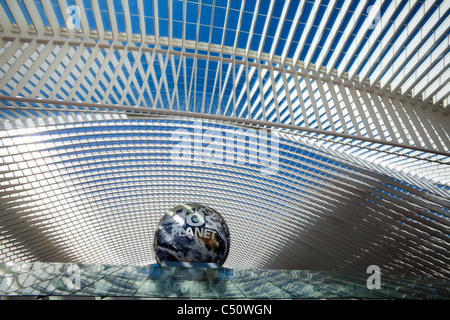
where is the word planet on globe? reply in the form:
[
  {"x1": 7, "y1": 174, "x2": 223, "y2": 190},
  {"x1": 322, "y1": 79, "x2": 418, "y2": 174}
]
[{"x1": 154, "y1": 204, "x2": 230, "y2": 267}]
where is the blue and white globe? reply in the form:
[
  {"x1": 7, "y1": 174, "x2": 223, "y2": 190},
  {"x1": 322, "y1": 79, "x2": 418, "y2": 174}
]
[{"x1": 154, "y1": 204, "x2": 230, "y2": 267}]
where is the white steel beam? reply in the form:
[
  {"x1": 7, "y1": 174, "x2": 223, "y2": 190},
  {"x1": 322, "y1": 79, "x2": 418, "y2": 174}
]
[
  {"x1": 314, "y1": 0, "x2": 352, "y2": 73},
  {"x1": 268, "y1": 0, "x2": 290, "y2": 63},
  {"x1": 399, "y1": 37, "x2": 449, "y2": 96},
  {"x1": 379, "y1": 7, "x2": 450, "y2": 90},
  {"x1": 292, "y1": 0, "x2": 321, "y2": 68},
  {"x1": 365, "y1": 0, "x2": 438, "y2": 86},
  {"x1": 5, "y1": 0, "x2": 29, "y2": 33},
  {"x1": 303, "y1": 0, "x2": 335, "y2": 69},
  {"x1": 327, "y1": 0, "x2": 366, "y2": 74},
  {"x1": 256, "y1": 0, "x2": 275, "y2": 61},
  {"x1": 0, "y1": 39, "x2": 40, "y2": 91}
]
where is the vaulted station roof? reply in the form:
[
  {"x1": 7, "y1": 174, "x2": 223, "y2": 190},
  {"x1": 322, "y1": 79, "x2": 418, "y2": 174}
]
[{"x1": 0, "y1": 0, "x2": 449, "y2": 278}]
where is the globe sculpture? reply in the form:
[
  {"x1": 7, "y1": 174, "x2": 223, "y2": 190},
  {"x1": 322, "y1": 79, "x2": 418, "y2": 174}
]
[{"x1": 154, "y1": 204, "x2": 230, "y2": 267}]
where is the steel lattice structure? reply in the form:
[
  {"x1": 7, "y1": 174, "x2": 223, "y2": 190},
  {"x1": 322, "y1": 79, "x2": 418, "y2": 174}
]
[{"x1": 0, "y1": 0, "x2": 449, "y2": 278}]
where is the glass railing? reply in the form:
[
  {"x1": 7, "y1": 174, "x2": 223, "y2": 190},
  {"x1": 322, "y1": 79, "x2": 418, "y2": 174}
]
[{"x1": 0, "y1": 262, "x2": 449, "y2": 299}]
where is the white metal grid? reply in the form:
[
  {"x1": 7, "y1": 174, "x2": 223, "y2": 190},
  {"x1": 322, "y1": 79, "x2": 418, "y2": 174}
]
[
  {"x1": 0, "y1": 110, "x2": 449, "y2": 277},
  {"x1": 0, "y1": 0, "x2": 449, "y2": 276}
]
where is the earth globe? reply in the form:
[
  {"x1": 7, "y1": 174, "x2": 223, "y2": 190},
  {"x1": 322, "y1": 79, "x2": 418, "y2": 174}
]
[{"x1": 153, "y1": 203, "x2": 230, "y2": 267}]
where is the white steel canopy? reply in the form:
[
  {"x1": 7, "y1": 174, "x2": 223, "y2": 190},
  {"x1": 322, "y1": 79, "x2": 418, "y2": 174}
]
[{"x1": 0, "y1": 0, "x2": 449, "y2": 278}]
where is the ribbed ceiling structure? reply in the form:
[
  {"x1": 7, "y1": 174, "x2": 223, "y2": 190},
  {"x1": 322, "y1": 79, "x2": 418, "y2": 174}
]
[{"x1": 0, "y1": 0, "x2": 449, "y2": 279}]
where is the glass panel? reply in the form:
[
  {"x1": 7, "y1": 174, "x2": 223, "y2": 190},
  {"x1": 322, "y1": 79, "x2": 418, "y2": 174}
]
[{"x1": 1, "y1": 262, "x2": 449, "y2": 299}]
